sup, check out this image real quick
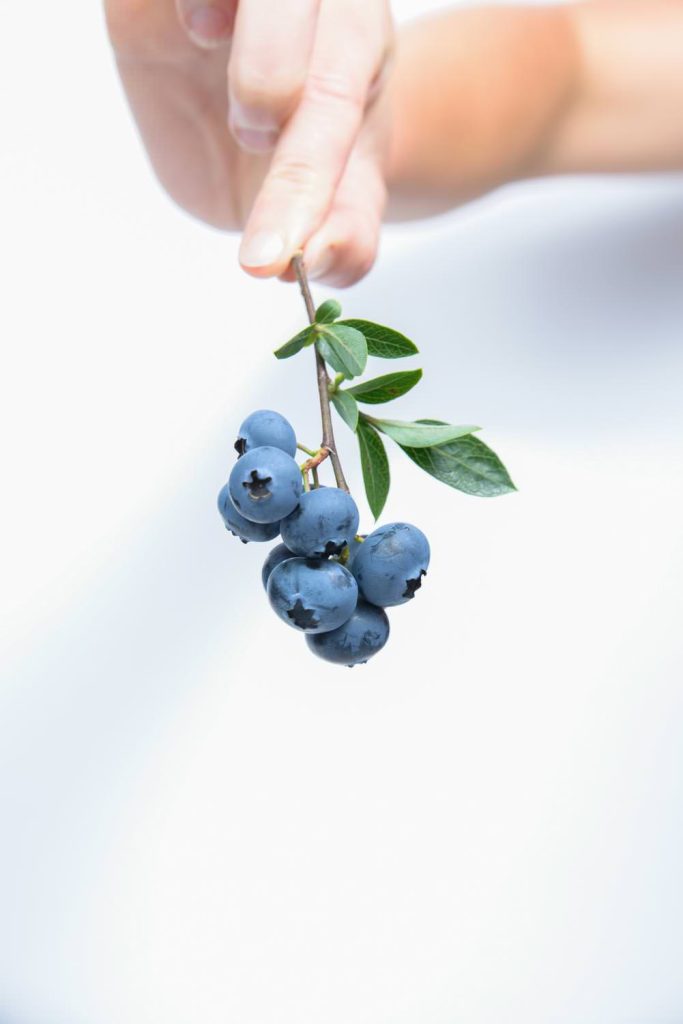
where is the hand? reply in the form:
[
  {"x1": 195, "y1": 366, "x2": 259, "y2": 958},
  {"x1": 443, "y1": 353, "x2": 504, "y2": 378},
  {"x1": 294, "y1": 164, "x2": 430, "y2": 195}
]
[{"x1": 105, "y1": 0, "x2": 394, "y2": 286}]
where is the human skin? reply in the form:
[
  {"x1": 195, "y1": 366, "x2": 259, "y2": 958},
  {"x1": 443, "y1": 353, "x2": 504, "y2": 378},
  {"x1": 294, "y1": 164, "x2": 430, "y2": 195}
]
[
  {"x1": 105, "y1": 0, "x2": 683, "y2": 286},
  {"x1": 105, "y1": 0, "x2": 393, "y2": 286}
]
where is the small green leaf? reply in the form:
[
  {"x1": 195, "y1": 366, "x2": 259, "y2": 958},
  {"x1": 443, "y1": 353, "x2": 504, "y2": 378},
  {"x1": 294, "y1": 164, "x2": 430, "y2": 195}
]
[
  {"x1": 315, "y1": 337, "x2": 349, "y2": 378},
  {"x1": 274, "y1": 326, "x2": 314, "y2": 360},
  {"x1": 347, "y1": 369, "x2": 423, "y2": 405},
  {"x1": 357, "y1": 417, "x2": 390, "y2": 520},
  {"x1": 315, "y1": 299, "x2": 342, "y2": 324},
  {"x1": 316, "y1": 323, "x2": 368, "y2": 378},
  {"x1": 399, "y1": 432, "x2": 516, "y2": 497},
  {"x1": 331, "y1": 390, "x2": 359, "y2": 432},
  {"x1": 370, "y1": 418, "x2": 479, "y2": 447},
  {"x1": 338, "y1": 319, "x2": 418, "y2": 359}
]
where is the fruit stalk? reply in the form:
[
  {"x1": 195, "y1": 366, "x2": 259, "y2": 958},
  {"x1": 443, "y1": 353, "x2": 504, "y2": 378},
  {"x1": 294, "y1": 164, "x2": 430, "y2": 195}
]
[{"x1": 292, "y1": 252, "x2": 349, "y2": 493}]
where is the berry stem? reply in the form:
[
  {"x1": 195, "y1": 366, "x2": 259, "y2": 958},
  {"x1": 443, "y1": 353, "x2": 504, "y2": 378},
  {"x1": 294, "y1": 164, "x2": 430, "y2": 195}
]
[
  {"x1": 300, "y1": 446, "x2": 331, "y2": 480},
  {"x1": 296, "y1": 442, "x2": 318, "y2": 457},
  {"x1": 292, "y1": 252, "x2": 349, "y2": 493}
]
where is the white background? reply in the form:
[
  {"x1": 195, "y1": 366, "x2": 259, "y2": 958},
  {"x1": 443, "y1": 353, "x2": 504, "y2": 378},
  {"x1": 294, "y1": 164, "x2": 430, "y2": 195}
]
[{"x1": 1, "y1": 1, "x2": 683, "y2": 1022}]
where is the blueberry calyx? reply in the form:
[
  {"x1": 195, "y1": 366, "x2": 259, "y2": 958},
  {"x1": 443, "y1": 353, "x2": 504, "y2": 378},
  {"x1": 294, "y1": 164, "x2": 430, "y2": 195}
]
[
  {"x1": 402, "y1": 570, "x2": 427, "y2": 599},
  {"x1": 243, "y1": 469, "x2": 272, "y2": 500},
  {"x1": 286, "y1": 599, "x2": 319, "y2": 630}
]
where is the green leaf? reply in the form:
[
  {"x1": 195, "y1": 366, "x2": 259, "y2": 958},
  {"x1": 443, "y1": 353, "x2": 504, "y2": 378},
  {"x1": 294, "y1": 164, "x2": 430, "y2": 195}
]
[
  {"x1": 316, "y1": 337, "x2": 350, "y2": 378},
  {"x1": 357, "y1": 417, "x2": 390, "y2": 520},
  {"x1": 400, "y1": 432, "x2": 516, "y2": 496},
  {"x1": 338, "y1": 319, "x2": 418, "y2": 359},
  {"x1": 316, "y1": 323, "x2": 368, "y2": 378},
  {"x1": 315, "y1": 299, "x2": 342, "y2": 324},
  {"x1": 370, "y1": 417, "x2": 479, "y2": 447},
  {"x1": 274, "y1": 326, "x2": 314, "y2": 360},
  {"x1": 331, "y1": 390, "x2": 359, "y2": 432},
  {"x1": 347, "y1": 369, "x2": 423, "y2": 405}
]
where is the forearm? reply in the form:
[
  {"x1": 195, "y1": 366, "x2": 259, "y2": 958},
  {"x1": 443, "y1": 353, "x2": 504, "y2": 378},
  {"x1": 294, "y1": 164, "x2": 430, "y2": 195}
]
[{"x1": 386, "y1": 2, "x2": 683, "y2": 219}]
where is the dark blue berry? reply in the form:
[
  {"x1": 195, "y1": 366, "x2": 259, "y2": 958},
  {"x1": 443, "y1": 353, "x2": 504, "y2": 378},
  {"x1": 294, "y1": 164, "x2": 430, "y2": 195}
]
[
  {"x1": 235, "y1": 410, "x2": 297, "y2": 458},
  {"x1": 267, "y1": 557, "x2": 358, "y2": 633},
  {"x1": 306, "y1": 600, "x2": 390, "y2": 666},
  {"x1": 217, "y1": 483, "x2": 280, "y2": 542},
  {"x1": 351, "y1": 522, "x2": 430, "y2": 607},
  {"x1": 261, "y1": 542, "x2": 295, "y2": 590},
  {"x1": 280, "y1": 487, "x2": 360, "y2": 558},
  {"x1": 228, "y1": 446, "x2": 302, "y2": 524}
]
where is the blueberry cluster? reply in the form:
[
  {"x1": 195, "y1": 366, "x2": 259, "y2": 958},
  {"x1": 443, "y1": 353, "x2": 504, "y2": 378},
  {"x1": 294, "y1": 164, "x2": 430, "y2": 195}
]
[{"x1": 218, "y1": 410, "x2": 430, "y2": 666}]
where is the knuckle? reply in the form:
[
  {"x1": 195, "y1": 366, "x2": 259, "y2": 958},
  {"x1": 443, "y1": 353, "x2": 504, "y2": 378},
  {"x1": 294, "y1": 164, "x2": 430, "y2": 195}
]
[
  {"x1": 269, "y1": 158, "x2": 319, "y2": 194},
  {"x1": 303, "y1": 71, "x2": 364, "y2": 113}
]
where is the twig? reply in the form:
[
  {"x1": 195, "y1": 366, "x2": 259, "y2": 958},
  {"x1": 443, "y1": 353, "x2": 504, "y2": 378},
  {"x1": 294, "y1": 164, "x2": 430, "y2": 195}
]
[{"x1": 292, "y1": 252, "x2": 349, "y2": 492}]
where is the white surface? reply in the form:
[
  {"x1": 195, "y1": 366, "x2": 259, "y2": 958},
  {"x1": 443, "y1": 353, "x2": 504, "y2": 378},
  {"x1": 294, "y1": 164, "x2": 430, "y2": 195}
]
[{"x1": 1, "y1": 3, "x2": 683, "y2": 1023}]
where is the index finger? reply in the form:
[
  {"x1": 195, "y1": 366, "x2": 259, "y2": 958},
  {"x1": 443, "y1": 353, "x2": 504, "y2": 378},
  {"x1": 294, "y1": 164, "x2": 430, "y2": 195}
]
[
  {"x1": 238, "y1": 0, "x2": 391, "y2": 275},
  {"x1": 228, "y1": 0, "x2": 320, "y2": 152}
]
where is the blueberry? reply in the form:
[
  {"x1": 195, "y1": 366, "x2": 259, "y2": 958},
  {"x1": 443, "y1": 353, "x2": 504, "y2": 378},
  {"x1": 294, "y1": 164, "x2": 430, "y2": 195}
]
[
  {"x1": 280, "y1": 487, "x2": 360, "y2": 558},
  {"x1": 306, "y1": 600, "x2": 390, "y2": 666},
  {"x1": 217, "y1": 483, "x2": 281, "y2": 542},
  {"x1": 228, "y1": 446, "x2": 302, "y2": 524},
  {"x1": 235, "y1": 410, "x2": 297, "y2": 458},
  {"x1": 351, "y1": 522, "x2": 430, "y2": 607},
  {"x1": 261, "y1": 542, "x2": 295, "y2": 590},
  {"x1": 267, "y1": 557, "x2": 358, "y2": 633}
]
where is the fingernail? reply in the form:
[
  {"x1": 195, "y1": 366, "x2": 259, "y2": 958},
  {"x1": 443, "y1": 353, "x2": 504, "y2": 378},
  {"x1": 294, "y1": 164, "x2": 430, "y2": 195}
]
[
  {"x1": 183, "y1": 4, "x2": 232, "y2": 48},
  {"x1": 231, "y1": 125, "x2": 279, "y2": 154},
  {"x1": 229, "y1": 100, "x2": 279, "y2": 153},
  {"x1": 239, "y1": 231, "x2": 285, "y2": 268}
]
